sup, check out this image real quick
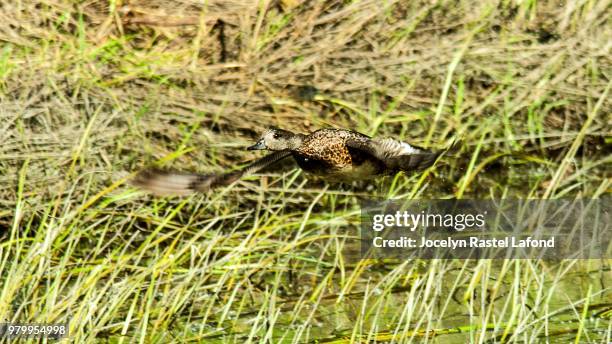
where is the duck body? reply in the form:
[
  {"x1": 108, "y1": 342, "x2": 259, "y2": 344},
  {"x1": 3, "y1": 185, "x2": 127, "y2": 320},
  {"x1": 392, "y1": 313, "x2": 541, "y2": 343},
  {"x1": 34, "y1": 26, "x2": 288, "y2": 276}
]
[
  {"x1": 134, "y1": 127, "x2": 442, "y2": 195},
  {"x1": 290, "y1": 129, "x2": 387, "y2": 182},
  {"x1": 244, "y1": 127, "x2": 442, "y2": 183}
]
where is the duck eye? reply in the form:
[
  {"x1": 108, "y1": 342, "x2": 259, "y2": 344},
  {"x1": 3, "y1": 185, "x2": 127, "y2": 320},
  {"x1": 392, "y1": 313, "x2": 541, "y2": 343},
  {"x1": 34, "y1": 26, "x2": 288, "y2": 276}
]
[{"x1": 273, "y1": 133, "x2": 281, "y2": 139}]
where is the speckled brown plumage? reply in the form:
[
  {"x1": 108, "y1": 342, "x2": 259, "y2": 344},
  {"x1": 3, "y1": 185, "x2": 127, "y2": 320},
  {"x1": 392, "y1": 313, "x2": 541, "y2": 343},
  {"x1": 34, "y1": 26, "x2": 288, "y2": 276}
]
[{"x1": 296, "y1": 129, "x2": 369, "y2": 167}]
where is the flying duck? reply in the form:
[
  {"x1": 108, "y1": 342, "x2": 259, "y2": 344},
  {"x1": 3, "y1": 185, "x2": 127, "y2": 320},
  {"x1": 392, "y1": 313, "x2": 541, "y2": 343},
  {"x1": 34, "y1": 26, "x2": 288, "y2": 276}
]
[{"x1": 133, "y1": 128, "x2": 443, "y2": 195}]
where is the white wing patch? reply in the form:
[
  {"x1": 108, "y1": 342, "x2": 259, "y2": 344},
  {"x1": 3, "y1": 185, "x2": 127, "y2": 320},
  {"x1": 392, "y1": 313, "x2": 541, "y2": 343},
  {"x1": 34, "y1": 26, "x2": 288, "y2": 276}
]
[
  {"x1": 399, "y1": 141, "x2": 420, "y2": 154},
  {"x1": 375, "y1": 138, "x2": 421, "y2": 157}
]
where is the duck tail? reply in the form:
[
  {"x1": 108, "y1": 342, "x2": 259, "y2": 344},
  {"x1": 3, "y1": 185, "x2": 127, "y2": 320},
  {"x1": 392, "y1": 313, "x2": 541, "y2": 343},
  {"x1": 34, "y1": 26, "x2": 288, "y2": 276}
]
[
  {"x1": 395, "y1": 151, "x2": 442, "y2": 172},
  {"x1": 131, "y1": 169, "x2": 241, "y2": 196},
  {"x1": 441, "y1": 136, "x2": 462, "y2": 158},
  {"x1": 396, "y1": 137, "x2": 460, "y2": 171}
]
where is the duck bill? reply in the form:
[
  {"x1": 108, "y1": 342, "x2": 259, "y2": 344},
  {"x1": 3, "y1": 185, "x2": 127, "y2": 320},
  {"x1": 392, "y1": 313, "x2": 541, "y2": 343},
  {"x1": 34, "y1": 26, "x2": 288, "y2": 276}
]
[{"x1": 247, "y1": 140, "x2": 266, "y2": 150}]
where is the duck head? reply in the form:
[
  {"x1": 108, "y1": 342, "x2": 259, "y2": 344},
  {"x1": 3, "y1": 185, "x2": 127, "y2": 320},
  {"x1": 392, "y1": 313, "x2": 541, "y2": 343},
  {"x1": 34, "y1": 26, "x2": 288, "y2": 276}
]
[{"x1": 247, "y1": 127, "x2": 303, "y2": 151}]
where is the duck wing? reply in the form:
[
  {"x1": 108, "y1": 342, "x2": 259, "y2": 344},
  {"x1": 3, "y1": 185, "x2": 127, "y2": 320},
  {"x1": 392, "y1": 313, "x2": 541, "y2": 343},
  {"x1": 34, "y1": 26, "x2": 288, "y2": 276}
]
[
  {"x1": 132, "y1": 150, "x2": 292, "y2": 195},
  {"x1": 345, "y1": 137, "x2": 441, "y2": 172}
]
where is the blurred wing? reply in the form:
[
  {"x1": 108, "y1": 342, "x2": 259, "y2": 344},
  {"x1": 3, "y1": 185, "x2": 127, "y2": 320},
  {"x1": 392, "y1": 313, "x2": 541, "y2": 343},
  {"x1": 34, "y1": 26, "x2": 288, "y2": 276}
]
[
  {"x1": 346, "y1": 137, "x2": 441, "y2": 171},
  {"x1": 132, "y1": 150, "x2": 292, "y2": 195}
]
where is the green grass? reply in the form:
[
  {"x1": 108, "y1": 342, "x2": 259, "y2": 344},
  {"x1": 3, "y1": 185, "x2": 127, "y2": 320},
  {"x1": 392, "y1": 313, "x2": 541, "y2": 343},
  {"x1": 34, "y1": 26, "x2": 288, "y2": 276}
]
[{"x1": 0, "y1": 0, "x2": 610, "y2": 342}]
